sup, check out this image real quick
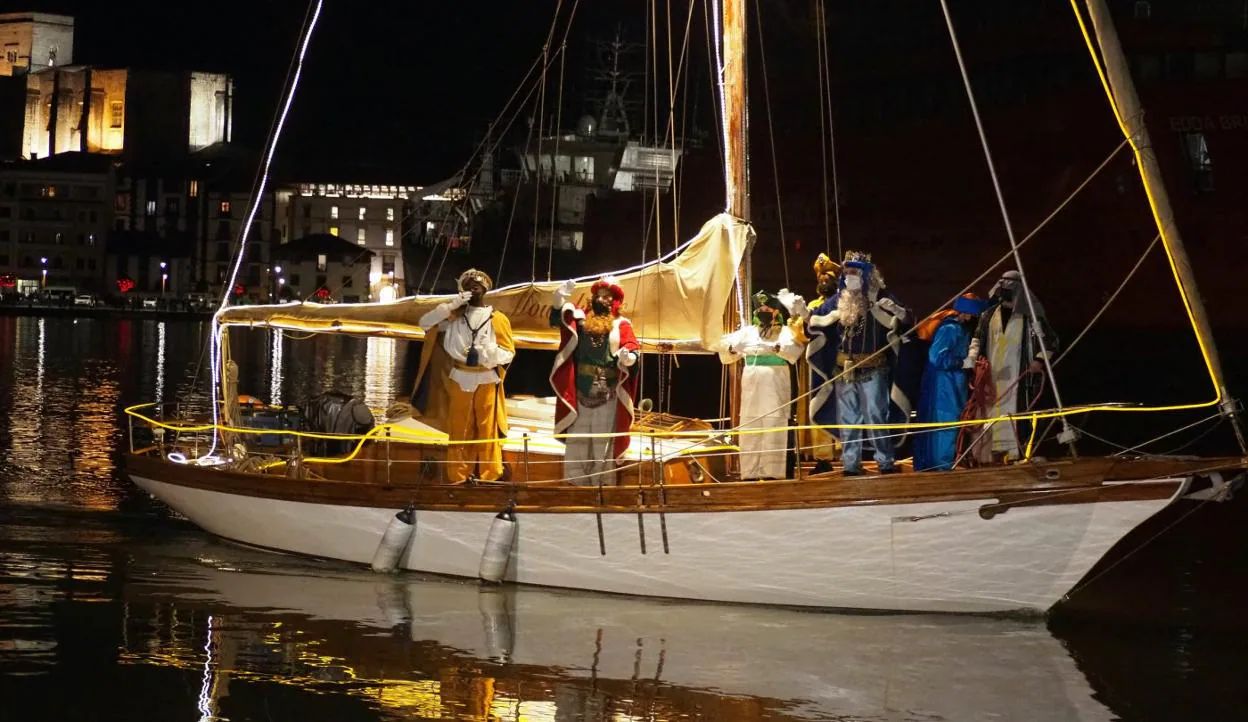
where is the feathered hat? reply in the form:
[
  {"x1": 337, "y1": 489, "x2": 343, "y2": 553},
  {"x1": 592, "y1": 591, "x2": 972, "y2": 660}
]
[{"x1": 812, "y1": 253, "x2": 840, "y2": 283}]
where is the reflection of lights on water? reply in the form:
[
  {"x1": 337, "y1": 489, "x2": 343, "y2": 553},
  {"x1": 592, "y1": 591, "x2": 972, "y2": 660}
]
[
  {"x1": 269, "y1": 329, "x2": 284, "y2": 406},
  {"x1": 36, "y1": 317, "x2": 45, "y2": 401},
  {"x1": 155, "y1": 322, "x2": 167, "y2": 404},
  {"x1": 197, "y1": 615, "x2": 216, "y2": 722},
  {"x1": 364, "y1": 336, "x2": 396, "y2": 411}
]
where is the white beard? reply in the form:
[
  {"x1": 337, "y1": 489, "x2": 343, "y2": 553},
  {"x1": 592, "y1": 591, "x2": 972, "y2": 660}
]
[{"x1": 837, "y1": 289, "x2": 867, "y2": 328}]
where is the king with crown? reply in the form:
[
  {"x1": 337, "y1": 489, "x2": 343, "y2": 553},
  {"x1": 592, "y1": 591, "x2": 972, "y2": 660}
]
[
  {"x1": 805, "y1": 250, "x2": 909, "y2": 476},
  {"x1": 549, "y1": 276, "x2": 640, "y2": 486}
]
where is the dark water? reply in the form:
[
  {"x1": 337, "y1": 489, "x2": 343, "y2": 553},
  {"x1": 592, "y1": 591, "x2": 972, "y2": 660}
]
[{"x1": 1, "y1": 315, "x2": 1247, "y2": 721}]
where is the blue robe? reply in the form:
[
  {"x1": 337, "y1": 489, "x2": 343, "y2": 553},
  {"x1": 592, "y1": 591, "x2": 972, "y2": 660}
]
[{"x1": 914, "y1": 318, "x2": 971, "y2": 471}]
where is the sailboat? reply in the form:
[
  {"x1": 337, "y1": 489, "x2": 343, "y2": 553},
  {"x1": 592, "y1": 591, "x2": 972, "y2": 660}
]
[{"x1": 124, "y1": 0, "x2": 1247, "y2": 614}]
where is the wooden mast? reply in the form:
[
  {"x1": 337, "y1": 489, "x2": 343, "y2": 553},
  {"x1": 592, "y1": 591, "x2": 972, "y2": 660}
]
[
  {"x1": 722, "y1": 0, "x2": 749, "y2": 220},
  {"x1": 1082, "y1": 0, "x2": 1246, "y2": 453},
  {"x1": 721, "y1": 0, "x2": 750, "y2": 470}
]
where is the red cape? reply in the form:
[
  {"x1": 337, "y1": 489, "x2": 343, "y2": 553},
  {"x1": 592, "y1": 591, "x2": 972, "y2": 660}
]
[{"x1": 550, "y1": 304, "x2": 640, "y2": 458}]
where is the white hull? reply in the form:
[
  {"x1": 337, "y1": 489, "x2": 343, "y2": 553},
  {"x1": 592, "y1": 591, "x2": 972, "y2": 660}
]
[{"x1": 130, "y1": 473, "x2": 1187, "y2": 613}]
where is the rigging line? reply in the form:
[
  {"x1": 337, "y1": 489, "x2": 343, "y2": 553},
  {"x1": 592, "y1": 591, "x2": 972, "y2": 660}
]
[
  {"x1": 937, "y1": 0, "x2": 1070, "y2": 427},
  {"x1": 1055, "y1": 233, "x2": 1160, "y2": 367},
  {"x1": 650, "y1": 0, "x2": 664, "y2": 254},
  {"x1": 389, "y1": 42, "x2": 549, "y2": 239},
  {"x1": 207, "y1": 0, "x2": 324, "y2": 460},
  {"x1": 703, "y1": 0, "x2": 727, "y2": 199},
  {"x1": 1111, "y1": 412, "x2": 1224, "y2": 457},
  {"x1": 711, "y1": 0, "x2": 731, "y2": 211},
  {"x1": 546, "y1": 0, "x2": 581, "y2": 282},
  {"x1": 1070, "y1": 0, "x2": 1225, "y2": 417},
  {"x1": 752, "y1": 0, "x2": 790, "y2": 289},
  {"x1": 531, "y1": 0, "x2": 565, "y2": 283},
  {"x1": 814, "y1": 0, "x2": 831, "y2": 255},
  {"x1": 819, "y1": 0, "x2": 844, "y2": 259},
  {"x1": 753, "y1": 140, "x2": 1130, "y2": 419},
  {"x1": 667, "y1": 0, "x2": 689, "y2": 247},
  {"x1": 1159, "y1": 417, "x2": 1225, "y2": 456}
]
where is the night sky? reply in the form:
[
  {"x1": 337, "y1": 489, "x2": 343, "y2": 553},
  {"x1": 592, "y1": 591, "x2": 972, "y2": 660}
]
[{"x1": 21, "y1": 0, "x2": 726, "y2": 182}]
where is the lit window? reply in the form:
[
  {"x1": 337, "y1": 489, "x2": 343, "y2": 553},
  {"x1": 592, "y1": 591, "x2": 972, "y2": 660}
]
[
  {"x1": 357, "y1": 228, "x2": 366, "y2": 245},
  {"x1": 385, "y1": 229, "x2": 394, "y2": 246},
  {"x1": 109, "y1": 101, "x2": 124, "y2": 129},
  {"x1": 219, "y1": 200, "x2": 231, "y2": 215},
  {"x1": 329, "y1": 225, "x2": 339, "y2": 237},
  {"x1": 316, "y1": 254, "x2": 327, "y2": 272},
  {"x1": 386, "y1": 207, "x2": 395, "y2": 221},
  {"x1": 146, "y1": 200, "x2": 156, "y2": 215},
  {"x1": 189, "y1": 180, "x2": 199, "y2": 197},
  {"x1": 358, "y1": 207, "x2": 366, "y2": 221},
  {"x1": 330, "y1": 205, "x2": 339, "y2": 219}
]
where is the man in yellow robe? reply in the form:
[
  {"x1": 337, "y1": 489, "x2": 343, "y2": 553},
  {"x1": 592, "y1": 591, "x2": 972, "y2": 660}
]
[
  {"x1": 414, "y1": 269, "x2": 514, "y2": 482},
  {"x1": 788, "y1": 253, "x2": 841, "y2": 470}
]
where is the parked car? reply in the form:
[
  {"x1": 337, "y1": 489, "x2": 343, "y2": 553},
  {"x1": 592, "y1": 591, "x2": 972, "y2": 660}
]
[
  {"x1": 141, "y1": 297, "x2": 158, "y2": 309},
  {"x1": 73, "y1": 294, "x2": 97, "y2": 307}
]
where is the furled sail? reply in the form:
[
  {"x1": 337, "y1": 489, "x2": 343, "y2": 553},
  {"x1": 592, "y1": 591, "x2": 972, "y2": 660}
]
[{"x1": 218, "y1": 213, "x2": 753, "y2": 353}]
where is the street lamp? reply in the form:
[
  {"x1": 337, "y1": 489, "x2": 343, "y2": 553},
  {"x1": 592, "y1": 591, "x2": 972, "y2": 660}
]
[
  {"x1": 160, "y1": 261, "x2": 168, "y2": 295},
  {"x1": 40, "y1": 256, "x2": 47, "y2": 288}
]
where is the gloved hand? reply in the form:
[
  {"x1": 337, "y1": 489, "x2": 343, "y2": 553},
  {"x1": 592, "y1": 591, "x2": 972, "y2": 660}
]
[
  {"x1": 552, "y1": 278, "x2": 577, "y2": 307},
  {"x1": 874, "y1": 296, "x2": 901, "y2": 316},
  {"x1": 777, "y1": 288, "x2": 810, "y2": 321},
  {"x1": 619, "y1": 349, "x2": 638, "y2": 367},
  {"x1": 449, "y1": 290, "x2": 472, "y2": 309}
]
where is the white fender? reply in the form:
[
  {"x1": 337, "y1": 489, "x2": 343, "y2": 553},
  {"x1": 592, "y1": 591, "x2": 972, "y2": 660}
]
[
  {"x1": 478, "y1": 510, "x2": 518, "y2": 583},
  {"x1": 370, "y1": 507, "x2": 416, "y2": 573}
]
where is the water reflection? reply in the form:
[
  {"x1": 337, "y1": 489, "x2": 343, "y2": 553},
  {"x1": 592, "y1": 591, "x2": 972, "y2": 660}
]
[{"x1": 107, "y1": 537, "x2": 1115, "y2": 722}]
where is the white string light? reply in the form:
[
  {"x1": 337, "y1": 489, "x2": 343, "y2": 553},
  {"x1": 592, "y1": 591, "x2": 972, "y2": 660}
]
[{"x1": 206, "y1": 0, "x2": 324, "y2": 458}]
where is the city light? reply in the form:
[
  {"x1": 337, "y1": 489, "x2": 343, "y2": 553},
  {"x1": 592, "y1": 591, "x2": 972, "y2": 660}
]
[
  {"x1": 40, "y1": 257, "x2": 47, "y2": 287},
  {"x1": 160, "y1": 261, "x2": 168, "y2": 295}
]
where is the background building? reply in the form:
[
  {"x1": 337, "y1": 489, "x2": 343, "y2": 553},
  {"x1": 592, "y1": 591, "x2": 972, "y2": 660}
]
[
  {"x1": 0, "y1": 152, "x2": 112, "y2": 294},
  {"x1": 275, "y1": 182, "x2": 415, "y2": 302},
  {"x1": 0, "y1": 12, "x2": 73, "y2": 77}
]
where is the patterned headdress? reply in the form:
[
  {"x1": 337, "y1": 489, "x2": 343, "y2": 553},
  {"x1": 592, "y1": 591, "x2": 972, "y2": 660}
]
[
  {"x1": 589, "y1": 275, "x2": 625, "y2": 317},
  {"x1": 457, "y1": 268, "x2": 493, "y2": 292},
  {"x1": 752, "y1": 290, "x2": 790, "y2": 324}
]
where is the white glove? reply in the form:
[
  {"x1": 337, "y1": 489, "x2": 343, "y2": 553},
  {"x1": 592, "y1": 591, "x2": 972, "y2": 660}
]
[
  {"x1": 964, "y1": 338, "x2": 980, "y2": 369},
  {"x1": 449, "y1": 290, "x2": 472, "y2": 309},
  {"x1": 552, "y1": 279, "x2": 577, "y2": 307},
  {"x1": 776, "y1": 289, "x2": 809, "y2": 321},
  {"x1": 874, "y1": 296, "x2": 900, "y2": 315},
  {"x1": 619, "y1": 349, "x2": 638, "y2": 367}
]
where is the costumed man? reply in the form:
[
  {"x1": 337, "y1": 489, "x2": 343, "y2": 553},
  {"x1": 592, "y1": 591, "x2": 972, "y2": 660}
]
[
  {"x1": 790, "y1": 253, "x2": 841, "y2": 472},
  {"x1": 914, "y1": 293, "x2": 988, "y2": 471},
  {"x1": 806, "y1": 250, "x2": 909, "y2": 476},
  {"x1": 720, "y1": 291, "x2": 805, "y2": 480},
  {"x1": 967, "y1": 269, "x2": 1059, "y2": 462},
  {"x1": 550, "y1": 276, "x2": 640, "y2": 486},
  {"x1": 413, "y1": 269, "x2": 515, "y2": 483}
]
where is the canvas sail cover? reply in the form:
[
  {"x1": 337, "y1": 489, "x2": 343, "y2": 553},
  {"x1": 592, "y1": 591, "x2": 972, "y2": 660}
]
[{"x1": 218, "y1": 213, "x2": 753, "y2": 353}]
